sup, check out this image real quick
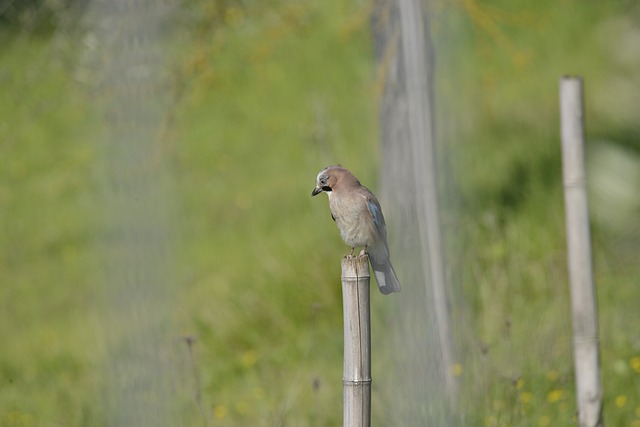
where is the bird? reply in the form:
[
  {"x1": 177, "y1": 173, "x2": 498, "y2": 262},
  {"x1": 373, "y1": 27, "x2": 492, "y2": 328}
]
[{"x1": 311, "y1": 165, "x2": 401, "y2": 295}]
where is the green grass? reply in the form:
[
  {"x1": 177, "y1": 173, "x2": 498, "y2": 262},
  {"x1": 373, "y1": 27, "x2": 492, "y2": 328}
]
[
  {"x1": 0, "y1": 33, "x2": 102, "y2": 426},
  {"x1": 1, "y1": 0, "x2": 640, "y2": 426},
  {"x1": 444, "y1": 0, "x2": 640, "y2": 425},
  {"x1": 171, "y1": 2, "x2": 378, "y2": 424}
]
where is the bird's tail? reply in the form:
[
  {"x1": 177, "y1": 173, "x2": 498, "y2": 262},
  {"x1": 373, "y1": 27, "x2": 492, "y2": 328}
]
[{"x1": 369, "y1": 257, "x2": 401, "y2": 295}]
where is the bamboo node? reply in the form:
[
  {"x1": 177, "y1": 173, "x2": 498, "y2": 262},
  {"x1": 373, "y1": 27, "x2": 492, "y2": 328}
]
[{"x1": 343, "y1": 379, "x2": 372, "y2": 385}]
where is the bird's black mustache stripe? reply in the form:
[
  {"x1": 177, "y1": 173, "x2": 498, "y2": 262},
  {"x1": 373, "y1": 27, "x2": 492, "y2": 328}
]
[{"x1": 322, "y1": 186, "x2": 332, "y2": 192}]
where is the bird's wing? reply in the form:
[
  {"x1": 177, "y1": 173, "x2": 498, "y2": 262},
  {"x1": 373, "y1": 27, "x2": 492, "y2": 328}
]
[{"x1": 365, "y1": 194, "x2": 388, "y2": 243}]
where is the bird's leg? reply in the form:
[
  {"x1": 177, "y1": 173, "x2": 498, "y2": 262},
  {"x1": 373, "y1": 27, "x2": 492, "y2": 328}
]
[
  {"x1": 359, "y1": 246, "x2": 367, "y2": 257},
  {"x1": 348, "y1": 247, "x2": 355, "y2": 258}
]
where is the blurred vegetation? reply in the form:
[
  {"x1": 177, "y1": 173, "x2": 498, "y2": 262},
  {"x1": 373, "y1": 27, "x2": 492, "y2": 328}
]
[
  {"x1": 442, "y1": 1, "x2": 640, "y2": 426},
  {"x1": 0, "y1": 0, "x2": 85, "y2": 33},
  {"x1": 1, "y1": 0, "x2": 639, "y2": 426}
]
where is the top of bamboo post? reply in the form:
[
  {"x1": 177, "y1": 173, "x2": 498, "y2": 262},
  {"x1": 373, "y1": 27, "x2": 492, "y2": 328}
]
[{"x1": 341, "y1": 255, "x2": 370, "y2": 281}]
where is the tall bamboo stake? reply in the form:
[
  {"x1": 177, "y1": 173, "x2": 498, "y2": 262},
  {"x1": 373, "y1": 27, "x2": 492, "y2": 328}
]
[
  {"x1": 341, "y1": 255, "x2": 372, "y2": 427},
  {"x1": 559, "y1": 76, "x2": 603, "y2": 427}
]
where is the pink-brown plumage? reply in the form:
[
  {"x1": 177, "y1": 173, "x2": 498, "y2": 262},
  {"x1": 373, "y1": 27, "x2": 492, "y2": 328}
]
[{"x1": 312, "y1": 166, "x2": 400, "y2": 295}]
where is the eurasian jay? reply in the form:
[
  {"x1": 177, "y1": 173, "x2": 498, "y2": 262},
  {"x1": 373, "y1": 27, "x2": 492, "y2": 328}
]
[{"x1": 312, "y1": 165, "x2": 401, "y2": 295}]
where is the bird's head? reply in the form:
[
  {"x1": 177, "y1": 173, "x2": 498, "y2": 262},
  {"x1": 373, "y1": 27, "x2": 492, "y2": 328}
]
[
  {"x1": 311, "y1": 167, "x2": 336, "y2": 196},
  {"x1": 311, "y1": 165, "x2": 359, "y2": 197}
]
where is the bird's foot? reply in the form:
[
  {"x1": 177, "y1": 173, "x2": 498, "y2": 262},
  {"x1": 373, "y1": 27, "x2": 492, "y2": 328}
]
[{"x1": 359, "y1": 247, "x2": 367, "y2": 256}]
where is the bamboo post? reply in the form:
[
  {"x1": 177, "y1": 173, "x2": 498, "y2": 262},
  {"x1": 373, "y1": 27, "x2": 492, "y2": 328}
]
[
  {"x1": 559, "y1": 76, "x2": 603, "y2": 427},
  {"x1": 341, "y1": 255, "x2": 372, "y2": 427}
]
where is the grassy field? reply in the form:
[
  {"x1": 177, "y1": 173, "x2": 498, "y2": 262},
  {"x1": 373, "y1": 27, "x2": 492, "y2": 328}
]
[
  {"x1": 445, "y1": 1, "x2": 640, "y2": 425},
  {"x1": 1, "y1": 0, "x2": 639, "y2": 426}
]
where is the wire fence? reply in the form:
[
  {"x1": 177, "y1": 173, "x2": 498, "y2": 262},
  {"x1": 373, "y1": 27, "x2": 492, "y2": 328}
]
[{"x1": 3, "y1": 1, "x2": 640, "y2": 426}]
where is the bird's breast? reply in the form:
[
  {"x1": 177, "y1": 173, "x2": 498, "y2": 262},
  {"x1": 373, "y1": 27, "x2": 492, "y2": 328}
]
[{"x1": 328, "y1": 193, "x2": 377, "y2": 248}]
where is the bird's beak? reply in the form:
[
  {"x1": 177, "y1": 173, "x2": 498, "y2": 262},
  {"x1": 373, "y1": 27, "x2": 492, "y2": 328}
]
[{"x1": 311, "y1": 187, "x2": 323, "y2": 197}]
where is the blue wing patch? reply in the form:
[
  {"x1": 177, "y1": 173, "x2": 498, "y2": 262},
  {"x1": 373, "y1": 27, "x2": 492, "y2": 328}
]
[
  {"x1": 366, "y1": 197, "x2": 389, "y2": 253},
  {"x1": 366, "y1": 199, "x2": 385, "y2": 228}
]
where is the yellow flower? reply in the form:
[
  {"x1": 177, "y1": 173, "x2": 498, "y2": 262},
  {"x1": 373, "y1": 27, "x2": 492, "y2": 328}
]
[
  {"x1": 615, "y1": 395, "x2": 627, "y2": 408},
  {"x1": 241, "y1": 350, "x2": 257, "y2": 368},
  {"x1": 547, "y1": 389, "x2": 565, "y2": 403},
  {"x1": 630, "y1": 356, "x2": 640, "y2": 373},
  {"x1": 520, "y1": 391, "x2": 534, "y2": 404},
  {"x1": 213, "y1": 404, "x2": 227, "y2": 420},
  {"x1": 539, "y1": 415, "x2": 551, "y2": 427},
  {"x1": 450, "y1": 363, "x2": 463, "y2": 377}
]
